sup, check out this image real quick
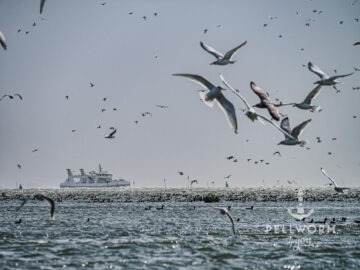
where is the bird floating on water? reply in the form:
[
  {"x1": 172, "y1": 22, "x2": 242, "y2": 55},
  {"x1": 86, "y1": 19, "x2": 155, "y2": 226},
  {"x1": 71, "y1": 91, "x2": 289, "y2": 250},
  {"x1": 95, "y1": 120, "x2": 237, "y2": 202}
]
[
  {"x1": 308, "y1": 62, "x2": 353, "y2": 91},
  {"x1": 173, "y1": 73, "x2": 238, "y2": 134},
  {"x1": 320, "y1": 168, "x2": 350, "y2": 193},
  {"x1": 200, "y1": 41, "x2": 247, "y2": 65}
]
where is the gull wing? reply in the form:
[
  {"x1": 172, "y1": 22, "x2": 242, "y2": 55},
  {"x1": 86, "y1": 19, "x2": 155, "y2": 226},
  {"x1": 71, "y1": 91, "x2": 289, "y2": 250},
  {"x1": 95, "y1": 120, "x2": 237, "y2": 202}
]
[
  {"x1": 219, "y1": 74, "x2": 251, "y2": 110},
  {"x1": 200, "y1": 41, "x2": 224, "y2": 60},
  {"x1": 250, "y1": 81, "x2": 269, "y2": 101},
  {"x1": 320, "y1": 168, "x2": 338, "y2": 187},
  {"x1": 14, "y1": 94, "x2": 23, "y2": 100},
  {"x1": 0, "y1": 32, "x2": 7, "y2": 50},
  {"x1": 291, "y1": 119, "x2": 311, "y2": 138},
  {"x1": 173, "y1": 73, "x2": 215, "y2": 90},
  {"x1": 40, "y1": 0, "x2": 46, "y2": 14},
  {"x1": 257, "y1": 113, "x2": 295, "y2": 139},
  {"x1": 224, "y1": 211, "x2": 236, "y2": 235},
  {"x1": 303, "y1": 85, "x2": 322, "y2": 104},
  {"x1": 216, "y1": 93, "x2": 238, "y2": 134},
  {"x1": 34, "y1": 194, "x2": 55, "y2": 219},
  {"x1": 263, "y1": 100, "x2": 280, "y2": 121},
  {"x1": 108, "y1": 129, "x2": 117, "y2": 137},
  {"x1": 308, "y1": 62, "x2": 329, "y2": 79},
  {"x1": 16, "y1": 195, "x2": 32, "y2": 211},
  {"x1": 223, "y1": 40, "x2": 247, "y2": 60},
  {"x1": 331, "y1": 72, "x2": 354, "y2": 80},
  {"x1": 280, "y1": 117, "x2": 292, "y2": 139}
]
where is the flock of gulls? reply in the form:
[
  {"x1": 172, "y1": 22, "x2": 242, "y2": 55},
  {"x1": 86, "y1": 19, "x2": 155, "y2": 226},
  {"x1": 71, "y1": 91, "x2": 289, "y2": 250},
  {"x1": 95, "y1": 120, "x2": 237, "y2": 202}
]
[{"x1": 1, "y1": 1, "x2": 360, "y2": 234}]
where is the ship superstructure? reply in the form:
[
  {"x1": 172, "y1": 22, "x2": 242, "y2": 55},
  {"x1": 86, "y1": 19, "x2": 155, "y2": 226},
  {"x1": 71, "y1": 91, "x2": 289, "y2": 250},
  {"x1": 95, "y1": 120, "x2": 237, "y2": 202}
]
[{"x1": 60, "y1": 164, "x2": 130, "y2": 188}]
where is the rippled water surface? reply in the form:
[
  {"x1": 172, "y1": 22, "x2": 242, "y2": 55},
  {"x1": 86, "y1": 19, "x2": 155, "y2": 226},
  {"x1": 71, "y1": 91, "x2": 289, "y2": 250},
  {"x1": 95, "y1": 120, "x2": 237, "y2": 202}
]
[{"x1": 1, "y1": 188, "x2": 360, "y2": 269}]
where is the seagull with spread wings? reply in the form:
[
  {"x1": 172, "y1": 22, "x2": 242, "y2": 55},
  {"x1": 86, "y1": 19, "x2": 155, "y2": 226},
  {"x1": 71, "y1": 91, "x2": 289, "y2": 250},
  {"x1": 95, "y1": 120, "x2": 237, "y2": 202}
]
[
  {"x1": 278, "y1": 117, "x2": 311, "y2": 146},
  {"x1": 289, "y1": 85, "x2": 322, "y2": 112},
  {"x1": 320, "y1": 168, "x2": 350, "y2": 193},
  {"x1": 173, "y1": 73, "x2": 238, "y2": 134},
  {"x1": 16, "y1": 193, "x2": 55, "y2": 219},
  {"x1": 308, "y1": 62, "x2": 353, "y2": 91},
  {"x1": 200, "y1": 41, "x2": 247, "y2": 65},
  {"x1": 215, "y1": 207, "x2": 235, "y2": 235}
]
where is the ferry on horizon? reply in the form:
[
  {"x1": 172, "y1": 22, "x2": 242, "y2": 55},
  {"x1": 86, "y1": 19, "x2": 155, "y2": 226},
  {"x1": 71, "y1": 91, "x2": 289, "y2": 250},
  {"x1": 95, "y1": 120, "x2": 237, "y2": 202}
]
[{"x1": 60, "y1": 164, "x2": 130, "y2": 188}]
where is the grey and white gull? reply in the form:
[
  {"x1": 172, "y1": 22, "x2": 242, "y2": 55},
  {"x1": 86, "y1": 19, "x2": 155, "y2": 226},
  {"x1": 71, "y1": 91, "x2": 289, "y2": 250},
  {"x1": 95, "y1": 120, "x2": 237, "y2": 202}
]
[
  {"x1": 278, "y1": 117, "x2": 311, "y2": 146},
  {"x1": 320, "y1": 168, "x2": 350, "y2": 193},
  {"x1": 308, "y1": 62, "x2": 353, "y2": 91},
  {"x1": 173, "y1": 73, "x2": 238, "y2": 134},
  {"x1": 0, "y1": 31, "x2": 7, "y2": 50},
  {"x1": 200, "y1": 41, "x2": 247, "y2": 66}
]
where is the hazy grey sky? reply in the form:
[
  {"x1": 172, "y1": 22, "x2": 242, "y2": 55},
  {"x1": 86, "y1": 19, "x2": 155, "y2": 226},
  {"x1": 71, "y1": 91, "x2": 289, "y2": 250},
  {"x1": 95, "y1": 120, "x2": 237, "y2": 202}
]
[{"x1": 0, "y1": 0, "x2": 359, "y2": 188}]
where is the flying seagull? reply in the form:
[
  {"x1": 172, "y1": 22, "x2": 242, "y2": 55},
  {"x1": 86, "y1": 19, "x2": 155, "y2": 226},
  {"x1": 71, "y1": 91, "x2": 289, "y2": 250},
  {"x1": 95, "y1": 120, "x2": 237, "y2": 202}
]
[
  {"x1": 40, "y1": 0, "x2": 46, "y2": 14},
  {"x1": 173, "y1": 73, "x2": 238, "y2": 134},
  {"x1": 16, "y1": 193, "x2": 55, "y2": 219},
  {"x1": 105, "y1": 128, "x2": 116, "y2": 139},
  {"x1": 219, "y1": 75, "x2": 295, "y2": 139},
  {"x1": 278, "y1": 117, "x2": 311, "y2": 146},
  {"x1": 320, "y1": 168, "x2": 350, "y2": 193},
  {"x1": 288, "y1": 85, "x2": 322, "y2": 112},
  {"x1": 250, "y1": 81, "x2": 280, "y2": 121},
  {"x1": 215, "y1": 207, "x2": 235, "y2": 235},
  {"x1": 0, "y1": 94, "x2": 22, "y2": 101},
  {"x1": 308, "y1": 62, "x2": 353, "y2": 91},
  {"x1": 354, "y1": 42, "x2": 360, "y2": 46},
  {"x1": 200, "y1": 41, "x2": 247, "y2": 65},
  {"x1": 190, "y1": 180, "x2": 198, "y2": 186},
  {"x1": 0, "y1": 31, "x2": 7, "y2": 50}
]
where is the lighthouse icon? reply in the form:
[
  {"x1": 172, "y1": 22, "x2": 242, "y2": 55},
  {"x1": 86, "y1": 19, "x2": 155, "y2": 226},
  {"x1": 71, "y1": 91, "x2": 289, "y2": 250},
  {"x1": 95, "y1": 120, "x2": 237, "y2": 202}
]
[{"x1": 287, "y1": 188, "x2": 314, "y2": 220}]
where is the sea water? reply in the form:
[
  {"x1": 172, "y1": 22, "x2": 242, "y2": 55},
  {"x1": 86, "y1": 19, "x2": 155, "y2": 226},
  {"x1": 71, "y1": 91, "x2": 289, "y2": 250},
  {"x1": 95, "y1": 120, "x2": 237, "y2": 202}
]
[{"x1": 0, "y1": 188, "x2": 359, "y2": 269}]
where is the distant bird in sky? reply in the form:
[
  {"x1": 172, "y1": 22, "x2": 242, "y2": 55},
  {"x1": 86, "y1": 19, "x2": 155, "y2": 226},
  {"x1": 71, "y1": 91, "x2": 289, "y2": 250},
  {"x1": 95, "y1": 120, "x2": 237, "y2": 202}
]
[
  {"x1": 320, "y1": 168, "x2": 350, "y2": 193},
  {"x1": 224, "y1": 174, "x2": 231, "y2": 179},
  {"x1": 1, "y1": 94, "x2": 23, "y2": 101},
  {"x1": 226, "y1": 156, "x2": 234, "y2": 160},
  {"x1": 273, "y1": 151, "x2": 281, "y2": 157},
  {"x1": 32, "y1": 22, "x2": 36, "y2": 27},
  {"x1": 0, "y1": 31, "x2": 7, "y2": 50},
  {"x1": 200, "y1": 41, "x2": 247, "y2": 65},
  {"x1": 17, "y1": 164, "x2": 22, "y2": 169},
  {"x1": 220, "y1": 75, "x2": 294, "y2": 138},
  {"x1": 142, "y1": 16, "x2": 147, "y2": 21},
  {"x1": 65, "y1": 95, "x2": 69, "y2": 100},
  {"x1": 215, "y1": 207, "x2": 235, "y2": 235},
  {"x1": 71, "y1": 129, "x2": 76, "y2": 132},
  {"x1": 278, "y1": 117, "x2": 311, "y2": 146},
  {"x1": 308, "y1": 62, "x2": 353, "y2": 91},
  {"x1": 156, "y1": 105, "x2": 168, "y2": 109},
  {"x1": 190, "y1": 180, "x2": 198, "y2": 186},
  {"x1": 290, "y1": 85, "x2": 322, "y2": 112},
  {"x1": 16, "y1": 193, "x2": 55, "y2": 219},
  {"x1": 142, "y1": 112, "x2": 152, "y2": 117},
  {"x1": 250, "y1": 81, "x2": 280, "y2": 121},
  {"x1": 101, "y1": 109, "x2": 106, "y2": 112},
  {"x1": 40, "y1": 0, "x2": 46, "y2": 14},
  {"x1": 100, "y1": 2, "x2": 106, "y2": 5},
  {"x1": 90, "y1": 82, "x2": 95, "y2": 87},
  {"x1": 316, "y1": 137, "x2": 322, "y2": 143},
  {"x1": 178, "y1": 171, "x2": 184, "y2": 175},
  {"x1": 353, "y1": 42, "x2": 360, "y2": 46},
  {"x1": 105, "y1": 128, "x2": 116, "y2": 139},
  {"x1": 173, "y1": 73, "x2": 238, "y2": 134},
  {"x1": 97, "y1": 125, "x2": 101, "y2": 129},
  {"x1": 17, "y1": 29, "x2": 21, "y2": 33},
  {"x1": 32, "y1": 148, "x2": 40, "y2": 153},
  {"x1": 203, "y1": 29, "x2": 208, "y2": 34}
]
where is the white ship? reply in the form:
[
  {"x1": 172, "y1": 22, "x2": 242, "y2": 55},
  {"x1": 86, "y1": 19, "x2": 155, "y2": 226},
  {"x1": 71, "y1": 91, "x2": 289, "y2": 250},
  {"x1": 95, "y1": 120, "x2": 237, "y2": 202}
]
[{"x1": 60, "y1": 164, "x2": 130, "y2": 188}]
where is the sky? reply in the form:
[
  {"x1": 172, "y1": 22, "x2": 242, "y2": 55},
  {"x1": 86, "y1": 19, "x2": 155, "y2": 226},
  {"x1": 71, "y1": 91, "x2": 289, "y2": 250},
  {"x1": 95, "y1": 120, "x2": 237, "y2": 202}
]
[{"x1": 0, "y1": 0, "x2": 359, "y2": 188}]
